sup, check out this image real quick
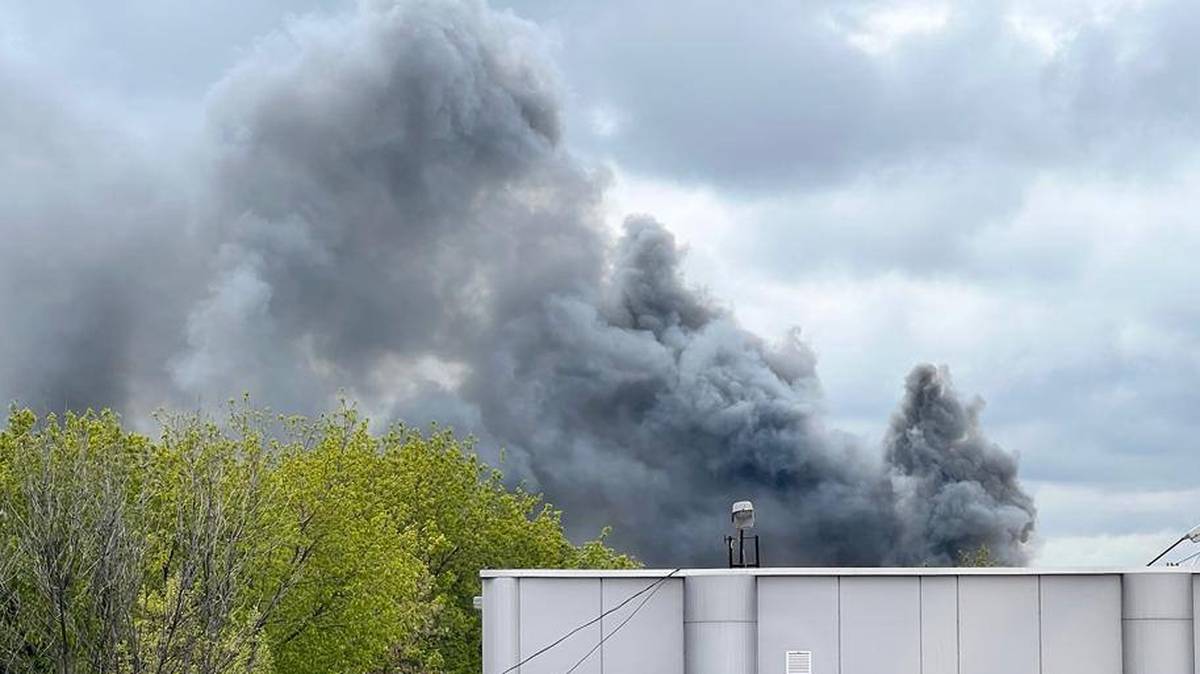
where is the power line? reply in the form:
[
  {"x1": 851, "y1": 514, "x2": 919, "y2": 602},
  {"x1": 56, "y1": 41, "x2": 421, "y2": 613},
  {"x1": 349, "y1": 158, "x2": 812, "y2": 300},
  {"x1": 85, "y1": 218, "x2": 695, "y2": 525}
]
[
  {"x1": 499, "y1": 569, "x2": 681, "y2": 674},
  {"x1": 1171, "y1": 548, "x2": 1200, "y2": 567},
  {"x1": 563, "y1": 570, "x2": 674, "y2": 673}
]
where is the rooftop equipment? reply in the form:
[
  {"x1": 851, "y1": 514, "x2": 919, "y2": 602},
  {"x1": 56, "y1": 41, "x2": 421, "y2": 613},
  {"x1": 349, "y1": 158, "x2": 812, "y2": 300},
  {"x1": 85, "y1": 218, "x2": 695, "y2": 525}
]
[{"x1": 726, "y1": 500, "x2": 760, "y2": 568}]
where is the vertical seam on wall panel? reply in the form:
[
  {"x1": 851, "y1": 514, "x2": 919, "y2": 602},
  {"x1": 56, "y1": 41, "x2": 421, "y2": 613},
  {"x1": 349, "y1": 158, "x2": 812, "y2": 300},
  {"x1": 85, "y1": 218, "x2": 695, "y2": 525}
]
[
  {"x1": 837, "y1": 577, "x2": 843, "y2": 674},
  {"x1": 599, "y1": 578, "x2": 604, "y2": 674},
  {"x1": 750, "y1": 576, "x2": 758, "y2": 674},
  {"x1": 918, "y1": 578, "x2": 924, "y2": 674},
  {"x1": 1037, "y1": 576, "x2": 1044, "y2": 674},
  {"x1": 955, "y1": 576, "x2": 961, "y2": 674},
  {"x1": 1186, "y1": 573, "x2": 1196, "y2": 674},
  {"x1": 1116, "y1": 574, "x2": 1124, "y2": 672},
  {"x1": 516, "y1": 579, "x2": 522, "y2": 674}
]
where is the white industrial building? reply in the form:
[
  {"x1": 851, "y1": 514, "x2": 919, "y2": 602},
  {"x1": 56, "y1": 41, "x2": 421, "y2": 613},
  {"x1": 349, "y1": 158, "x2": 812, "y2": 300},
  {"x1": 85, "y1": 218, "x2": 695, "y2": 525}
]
[{"x1": 481, "y1": 567, "x2": 1200, "y2": 674}]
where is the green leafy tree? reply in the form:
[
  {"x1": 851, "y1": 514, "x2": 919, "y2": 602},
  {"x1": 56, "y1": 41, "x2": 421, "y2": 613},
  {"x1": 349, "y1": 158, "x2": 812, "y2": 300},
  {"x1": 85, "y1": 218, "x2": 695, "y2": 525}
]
[
  {"x1": 0, "y1": 409, "x2": 150, "y2": 674},
  {"x1": 368, "y1": 421, "x2": 636, "y2": 672},
  {"x1": 0, "y1": 404, "x2": 634, "y2": 674},
  {"x1": 263, "y1": 410, "x2": 429, "y2": 674},
  {"x1": 956, "y1": 544, "x2": 998, "y2": 567}
]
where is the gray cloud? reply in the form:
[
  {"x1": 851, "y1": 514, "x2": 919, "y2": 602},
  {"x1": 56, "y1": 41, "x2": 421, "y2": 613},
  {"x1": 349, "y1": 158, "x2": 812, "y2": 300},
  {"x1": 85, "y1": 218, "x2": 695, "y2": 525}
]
[
  {"x1": 0, "y1": 60, "x2": 198, "y2": 413},
  {"x1": 487, "y1": 0, "x2": 1200, "y2": 563},
  {"x1": 0, "y1": 0, "x2": 1036, "y2": 565},
  {"x1": 508, "y1": 0, "x2": 1200, "y2": 191}
]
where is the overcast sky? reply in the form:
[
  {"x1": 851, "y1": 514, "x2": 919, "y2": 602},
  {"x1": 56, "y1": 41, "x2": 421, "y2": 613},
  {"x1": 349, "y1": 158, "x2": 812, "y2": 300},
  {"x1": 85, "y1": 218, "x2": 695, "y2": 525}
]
[{"x1": 3, "y1": 0, "x2": 1199, "y2": 565}]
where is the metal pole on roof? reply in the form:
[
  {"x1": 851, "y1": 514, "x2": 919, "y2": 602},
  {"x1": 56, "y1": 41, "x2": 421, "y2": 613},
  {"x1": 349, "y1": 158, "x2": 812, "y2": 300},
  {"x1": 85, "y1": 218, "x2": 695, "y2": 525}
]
[{"x1": 1147, "y1": 523, "x2": 1200, "y2": 566}]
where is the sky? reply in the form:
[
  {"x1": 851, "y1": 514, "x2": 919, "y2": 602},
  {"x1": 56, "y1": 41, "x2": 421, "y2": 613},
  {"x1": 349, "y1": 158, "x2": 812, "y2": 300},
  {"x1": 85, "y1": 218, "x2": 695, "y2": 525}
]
[{"x1": 2, "y1": 0, "x2": 1198, "y2": 565}]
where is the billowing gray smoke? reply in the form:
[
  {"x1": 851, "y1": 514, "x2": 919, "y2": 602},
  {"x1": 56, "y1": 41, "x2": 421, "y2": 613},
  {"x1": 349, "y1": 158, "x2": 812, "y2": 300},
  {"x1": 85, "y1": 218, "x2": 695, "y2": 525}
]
[
  {"x1": 886, "y1": 365, "x2": 1037, "y2": 565},
  {"x1": 0, "y1": 0, "x2": 1035, "y2": 565}
]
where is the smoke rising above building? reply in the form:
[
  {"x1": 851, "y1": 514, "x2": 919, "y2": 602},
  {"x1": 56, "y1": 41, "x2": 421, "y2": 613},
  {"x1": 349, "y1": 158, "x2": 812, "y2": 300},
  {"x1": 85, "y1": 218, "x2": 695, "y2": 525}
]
[{"x1": 0, "y1": 0, "x2": 1035, "y2": 565}]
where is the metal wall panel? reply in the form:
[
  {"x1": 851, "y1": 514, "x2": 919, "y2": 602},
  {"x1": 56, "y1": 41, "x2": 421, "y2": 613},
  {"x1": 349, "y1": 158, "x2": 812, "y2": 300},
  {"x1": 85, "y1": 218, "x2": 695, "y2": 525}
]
[
  {"x1": 686, "y1": 621, "x2": 757, "y2": 674},
  {"x1": 685, "y1": 575, "x2": 756, "y2": 622},
  {"x1": 839, "y1": 577, "x2": 920, "y2": 674},
  {"x1": 1125, "y1": 620, "x2": 1195, "y2": 674},
  {"x1": 920, "y1": 576, "x2": 957, "y2": 674},
  {"x1": 1123, "y1": 573, "x2": 1194, "y2": 674},
  {"x1": 1194, "y1": 576, "x2": 1200, "y2": 674},
  {"x1": 1040, "y1": 575, "x2": 1122, "y2": 674},
  {"x1": 685, "y1": 576, "x2": 756, "y2": 674},
  {"x1": 483, "y1": 577, "x2": 520, "y2": 674},
  {"x1": 485, "y1": 569, "x2": 1200, "y2": 674},
  {"x1": 958, "y1": 576, "x2": 1040, "y2": 674},
  {"x1": 602, "y1": 577, "x2": 684, "y2": 674},
  {"x1": 1124, "y1": 573, "x2": 1193, "y2": 619},
  {"x1": 757, "y1": 577, "x2": 839, "y2": 674},
  {"x1": 519, "y1": 578, "x2": 602, "y2": 674}
]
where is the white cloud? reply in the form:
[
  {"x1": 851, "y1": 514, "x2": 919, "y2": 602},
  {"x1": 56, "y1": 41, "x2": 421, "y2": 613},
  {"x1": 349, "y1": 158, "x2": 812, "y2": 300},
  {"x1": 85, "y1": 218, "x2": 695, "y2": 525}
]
[
  {"x1": 587, "y1": 104, "x2": 625, "y2": 138},
  {"x1": 838, "y1": 2, "x2": 953, "y2": 55},
  {"x1": 1032, "y1": 475, "x2": 1200, "y2": 567},
  {"x1": 1036, "y1": 531, "x2": 1186, "y2": 566}
]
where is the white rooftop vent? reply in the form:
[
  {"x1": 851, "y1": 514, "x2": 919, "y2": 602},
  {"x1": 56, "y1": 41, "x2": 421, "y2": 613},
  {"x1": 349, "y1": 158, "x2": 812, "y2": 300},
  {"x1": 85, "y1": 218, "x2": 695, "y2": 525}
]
[
  {"x1": 785, "y1": 650, "x2": 812, "y2": 674},
  {"x1": 731, "y1": 500, "x2": 756, "y2": 529}
]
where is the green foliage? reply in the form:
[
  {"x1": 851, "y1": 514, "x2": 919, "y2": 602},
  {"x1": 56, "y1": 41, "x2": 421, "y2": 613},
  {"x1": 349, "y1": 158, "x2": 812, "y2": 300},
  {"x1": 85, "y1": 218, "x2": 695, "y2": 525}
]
[
  {"x1": 956, "y1": 544, "x2": 998, "y2": 567},
  {"x1": 0, "y1": 404, "x2": 635, "y2": 674}
]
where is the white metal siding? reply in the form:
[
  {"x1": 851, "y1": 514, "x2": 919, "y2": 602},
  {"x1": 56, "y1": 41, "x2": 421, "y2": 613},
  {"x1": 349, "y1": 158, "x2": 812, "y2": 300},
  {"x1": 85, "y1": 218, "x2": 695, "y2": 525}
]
[
  {"x1": 518, "y1": 578, "x2": 602, "y2": 674},
  {"x1": 757, "y1": 577, "x2": 839, "y2": 674},
  {"x1": 482, "y1": 577, "x2": 520, "y2": 674},
  {"x1": 839, "y1": 576, "x2": 920, "y2": 674},
  {"x1": 1124, "y1": 620, "x2": 1194, "y2": 674},
  {"x1": 919, "y1": 576, "x2": 958, "y2": 674},
  {"x1": 481, "y1": 569, "x2": 1197, "y2": 674},
  {"x1": 958, "y1": 576, "x2": 1041, "y2": 674},
  {"x1": 1194, "y1": 578, "x2": 1200, "y2": 674},
  {"x1": 684, "y1": 575, "x2": 756, "y2": 674},
  {"x1": 601, "y1": 577, "x2": 684, "y2": 674},
  {"x1": 686, "y1": 621, "x2": 757, "y2": 674},
  {"x1": 1123, "y1": 573, "x2": 1194, "y2": 674},
  {"x1": 1040, "y1": 575, "x2": 1122, "y2": 674}
]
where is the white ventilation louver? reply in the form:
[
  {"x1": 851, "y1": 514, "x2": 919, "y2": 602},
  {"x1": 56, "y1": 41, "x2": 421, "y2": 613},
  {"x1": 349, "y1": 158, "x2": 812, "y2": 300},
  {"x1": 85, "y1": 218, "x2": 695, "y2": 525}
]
[{"x1": 785, "y1": 650, "x2": 812, "y2": 674}]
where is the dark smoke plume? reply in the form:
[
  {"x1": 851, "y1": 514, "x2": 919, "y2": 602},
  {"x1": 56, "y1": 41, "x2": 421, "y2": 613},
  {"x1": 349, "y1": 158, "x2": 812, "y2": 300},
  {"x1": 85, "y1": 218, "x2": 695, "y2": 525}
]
[
  {"x1": 0, "y1": 0, "x2": 1035, "y2": 565},
  {"x1": 886, "y1": 364, "x2": 1037, "y2": 565}
]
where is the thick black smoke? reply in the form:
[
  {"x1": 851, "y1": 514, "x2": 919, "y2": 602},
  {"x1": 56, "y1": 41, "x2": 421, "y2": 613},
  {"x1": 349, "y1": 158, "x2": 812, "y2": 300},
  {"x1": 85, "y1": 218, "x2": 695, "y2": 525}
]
[{"x1": 0, "y1": 0, "x2": 1035, "y2": 565}]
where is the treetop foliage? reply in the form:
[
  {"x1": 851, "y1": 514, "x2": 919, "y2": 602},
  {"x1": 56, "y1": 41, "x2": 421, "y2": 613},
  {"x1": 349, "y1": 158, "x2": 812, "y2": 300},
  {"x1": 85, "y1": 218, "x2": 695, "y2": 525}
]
[{"x1": 0, "y1": 403, "x2": 636, "y2": 674}]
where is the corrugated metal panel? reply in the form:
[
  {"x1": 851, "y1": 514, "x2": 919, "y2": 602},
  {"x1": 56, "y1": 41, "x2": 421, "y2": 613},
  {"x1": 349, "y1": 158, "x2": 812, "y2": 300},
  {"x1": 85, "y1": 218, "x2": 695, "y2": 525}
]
[
  {"x1": 601, "y1": 577, "x2": 684, "y2": 674},
  {"x1": 958, "y1": 575, "x2": 1040, "y2": 674}
]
